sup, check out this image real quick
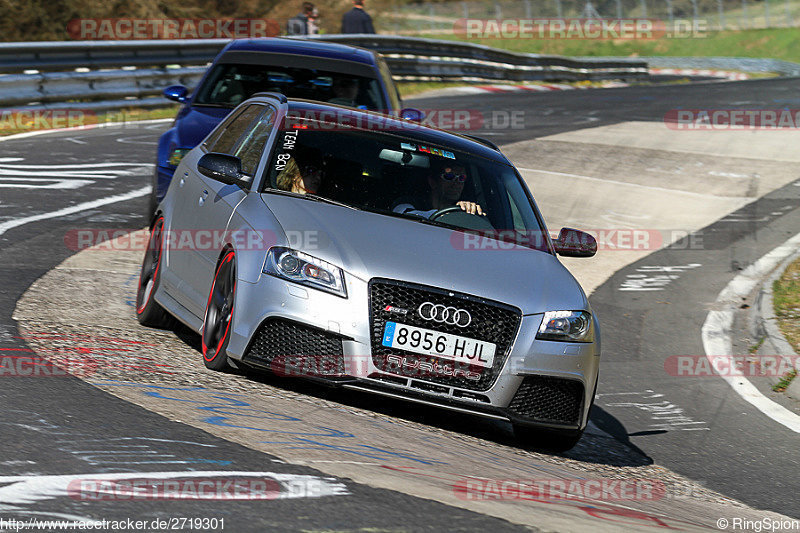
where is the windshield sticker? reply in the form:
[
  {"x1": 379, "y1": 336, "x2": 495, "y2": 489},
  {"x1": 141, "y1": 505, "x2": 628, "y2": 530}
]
[{"x1": 401, "y1": 142, "x2": 455, "y2": 160}]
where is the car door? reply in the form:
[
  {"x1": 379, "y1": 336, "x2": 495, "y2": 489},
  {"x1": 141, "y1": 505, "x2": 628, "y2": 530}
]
[{"x1": 168, "y1": 104, "x2": 276, "y2": 318}]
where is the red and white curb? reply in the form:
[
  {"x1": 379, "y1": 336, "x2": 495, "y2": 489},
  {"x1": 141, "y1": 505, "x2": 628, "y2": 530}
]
[
  {"x1": 426, "y1": 82, "x2": 603, "y2": 97},
  {"x1": 410, "y1": 68, "x2": 749, "y2": 99},
  {"x1": 650, "y1": 68, "x2": 750, "y2": 80}
]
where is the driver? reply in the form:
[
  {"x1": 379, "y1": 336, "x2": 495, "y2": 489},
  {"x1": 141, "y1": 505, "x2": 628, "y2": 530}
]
[
  {"x1": 276, "y1": 158, "x2": 322, "y2": 195},
  {"x1": 393, "y1": 164, "x2": 485, "y2": 218},
  {"x1": 328, "y1": 77, "x2": 359, "y2": 107}
]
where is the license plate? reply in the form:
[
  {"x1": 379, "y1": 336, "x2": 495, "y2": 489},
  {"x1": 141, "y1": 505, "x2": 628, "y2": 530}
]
[{"x1": 382, "y1": 321, "x2": 496, "y2": 368}]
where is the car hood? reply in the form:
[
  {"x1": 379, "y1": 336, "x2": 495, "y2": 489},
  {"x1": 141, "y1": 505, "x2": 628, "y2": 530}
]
[
  {"x1": 175, "y1": 106, "x2": 232, "y2": 148},
  {"x1": 260, "y1": 194, "x2": 589, "y2": 315}
]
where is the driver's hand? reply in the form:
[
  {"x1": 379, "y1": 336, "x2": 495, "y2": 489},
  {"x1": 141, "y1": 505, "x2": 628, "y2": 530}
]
[{"x1": 456, "y1": 201, "x2": 486, "y2": 216}]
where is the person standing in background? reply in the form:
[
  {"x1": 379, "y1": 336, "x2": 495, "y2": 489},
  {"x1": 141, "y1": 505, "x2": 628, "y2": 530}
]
[
  {"x1": 307, "y1": 7, "x2": 320, "y2": 35},
  {"x1": 287, "y1": 2, "x2": 315, "y2": 35},
  {"x1": 340, "y1": 0, "x2": 375, "y2": 34}
]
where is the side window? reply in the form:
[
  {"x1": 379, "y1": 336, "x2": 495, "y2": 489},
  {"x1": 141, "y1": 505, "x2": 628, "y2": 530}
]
[
  {"x1": 204, "y1": 104, "x2": 263, "y2": 155},
  {"x1": 202, "y1": 106, "x2": 247, "y2": 152},
  {"x1": 233, "y1": 107, "x2": 276, "y2": 178}
]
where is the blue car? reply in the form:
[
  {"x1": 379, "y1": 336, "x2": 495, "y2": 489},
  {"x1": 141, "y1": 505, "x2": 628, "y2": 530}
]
[{"x1": 152, "y1": 37, "x2": 416, "y2": 216}]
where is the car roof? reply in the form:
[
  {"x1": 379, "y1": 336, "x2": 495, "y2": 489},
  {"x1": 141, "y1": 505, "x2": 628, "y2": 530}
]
[
  {"x1": 223, "y1": 38, "x2": 378, "y2": 65},
  {"x1": 278, "y1": 100, "x2": 508, "y2": 164}
]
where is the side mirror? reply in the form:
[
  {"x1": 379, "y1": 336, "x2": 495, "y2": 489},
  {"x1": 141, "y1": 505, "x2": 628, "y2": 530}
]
[
  {"x1": 163, "y1": 85, "x2": 188, "y2": 103},
  {"x1": 553, "y1": 227, "x2": 597, "y2": 257},
  {"x1": 400, "y1": 108, "x2": 425, "y2": 122},
  {"x1": 197, "y1": 153, "x2": 243, "y2": 185}
]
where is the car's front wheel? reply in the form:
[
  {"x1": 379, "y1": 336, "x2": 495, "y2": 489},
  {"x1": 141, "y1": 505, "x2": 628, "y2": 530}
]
[
  {"x1": 136, "y1": 217, "x2": 174, "y2": 329},
  {"x1": 202, "y1": 251, "x2": 236, "y2": 371},
  {"x1": 513, "y1": 425, "x2": 584, "y2": 453}
]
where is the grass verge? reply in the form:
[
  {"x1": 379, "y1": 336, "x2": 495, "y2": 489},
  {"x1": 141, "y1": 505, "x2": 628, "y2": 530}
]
[
  {"x1": 418, "y1": 27, "x2": 800, "y2": 64},
  {"x1": 0, "y1": 106, "x2": 179, "y2": 137},
  {"x1": 771, "y1": 256, "x2": 800, "y2": 391}
]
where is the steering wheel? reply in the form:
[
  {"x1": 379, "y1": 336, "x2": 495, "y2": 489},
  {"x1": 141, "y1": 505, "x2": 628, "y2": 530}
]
[
  {"x1": 429, "y1": 206, "x2": 468, "y2": 221},
  {"x1": 429, "y1": 205, "x2": 494, "y2": 231}
]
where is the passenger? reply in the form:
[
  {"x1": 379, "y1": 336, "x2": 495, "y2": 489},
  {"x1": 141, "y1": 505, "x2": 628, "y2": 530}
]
[
  {"x1": 276, "y1": 158, "x2": 322, "y2": 195},
  {"x1": 393, "y1": 164, "x2": 485, "y2": 218}
]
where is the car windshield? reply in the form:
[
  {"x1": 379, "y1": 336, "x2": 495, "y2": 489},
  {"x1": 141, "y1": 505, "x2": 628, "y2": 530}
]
[
  {"x1": 193, "y1": 63, "x2": 384, "y2": 110},
  {"x1": 263, "y1": 119, "x2": 550, "y2": 252}
]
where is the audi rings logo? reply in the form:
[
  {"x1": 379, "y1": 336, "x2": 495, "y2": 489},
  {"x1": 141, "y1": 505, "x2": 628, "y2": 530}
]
[{"x1": 418, "y1": 302, "x2": 472, "y2": 327}]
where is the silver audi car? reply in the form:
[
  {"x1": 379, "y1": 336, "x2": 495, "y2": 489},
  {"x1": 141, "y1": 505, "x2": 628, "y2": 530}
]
[{"x1": 137, "y1": 93, "x2": 600, "y2": 451}]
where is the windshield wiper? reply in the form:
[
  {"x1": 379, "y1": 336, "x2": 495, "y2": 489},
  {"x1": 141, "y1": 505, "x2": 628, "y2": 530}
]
[
  {"x1": 266, "y1": 189, "x2": 357, "y2": 210},
  {"x1": 302, "y1": 193, "x2": 357, "y2": 210}
]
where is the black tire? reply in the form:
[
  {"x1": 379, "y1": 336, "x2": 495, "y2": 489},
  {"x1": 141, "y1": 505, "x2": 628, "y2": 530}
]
[
  {"x1": 201, "y1": 251, "x2": 236, "y2": 371},
  {"x1": 136, "y1": 217, "x2": 175, "y2": 329},
  {"x1": 513, "y1": 425, "x2": 584, "y2": 453}
]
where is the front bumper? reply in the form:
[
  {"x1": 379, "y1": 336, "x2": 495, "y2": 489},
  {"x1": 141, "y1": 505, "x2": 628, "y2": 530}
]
[{"x1": 226, "y1": 273, "x2": 599, "y2": 430}]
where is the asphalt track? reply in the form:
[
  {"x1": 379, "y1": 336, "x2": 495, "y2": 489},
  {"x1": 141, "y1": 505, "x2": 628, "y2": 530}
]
[{"x1": 1, "y1": 77, "x2": 799, "y2": 529}]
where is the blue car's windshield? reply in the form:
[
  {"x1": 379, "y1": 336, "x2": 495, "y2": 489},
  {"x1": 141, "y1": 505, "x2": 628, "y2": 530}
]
[
  {"x1": 262, "y1": 119, "x2": 549, "y2": 252},
  {"x1": 193, "y1": 63, "x2": 384, "y2": 110}
]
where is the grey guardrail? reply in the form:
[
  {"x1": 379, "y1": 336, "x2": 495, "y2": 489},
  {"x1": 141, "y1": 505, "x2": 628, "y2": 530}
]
[
  {"x1": 0, "y1": 36, "x2": 648, "y2": 109},
  {"x1": 0, "y1": 40, "x2": 229, "y2": 72},
  {"x1": 313, "y1": 35, "x2": 647, "y2": 82}
]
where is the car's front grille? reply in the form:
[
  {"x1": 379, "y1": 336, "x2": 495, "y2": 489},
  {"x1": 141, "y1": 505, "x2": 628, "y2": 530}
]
[
  {"x1": 243, "y1": 318, "x2": 345, "y2": 377},
  {"x1": 507, "y1": 376, "x2": 584, "y2": 425},
  {"x1": 368, "y1": 278, "x2": 521, "y2": 391}
]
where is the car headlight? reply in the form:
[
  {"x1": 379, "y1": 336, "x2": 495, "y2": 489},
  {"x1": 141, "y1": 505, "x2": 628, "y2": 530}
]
[
  {"x1": 263, "y1": 247, "x2": 347, "y2": 298},
  {"x1": 536, "y1": 310, "x2": 593, "y2": 343},
  {"x1": 168, "y1": 148, "x2": 191, "y2": 167}
]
